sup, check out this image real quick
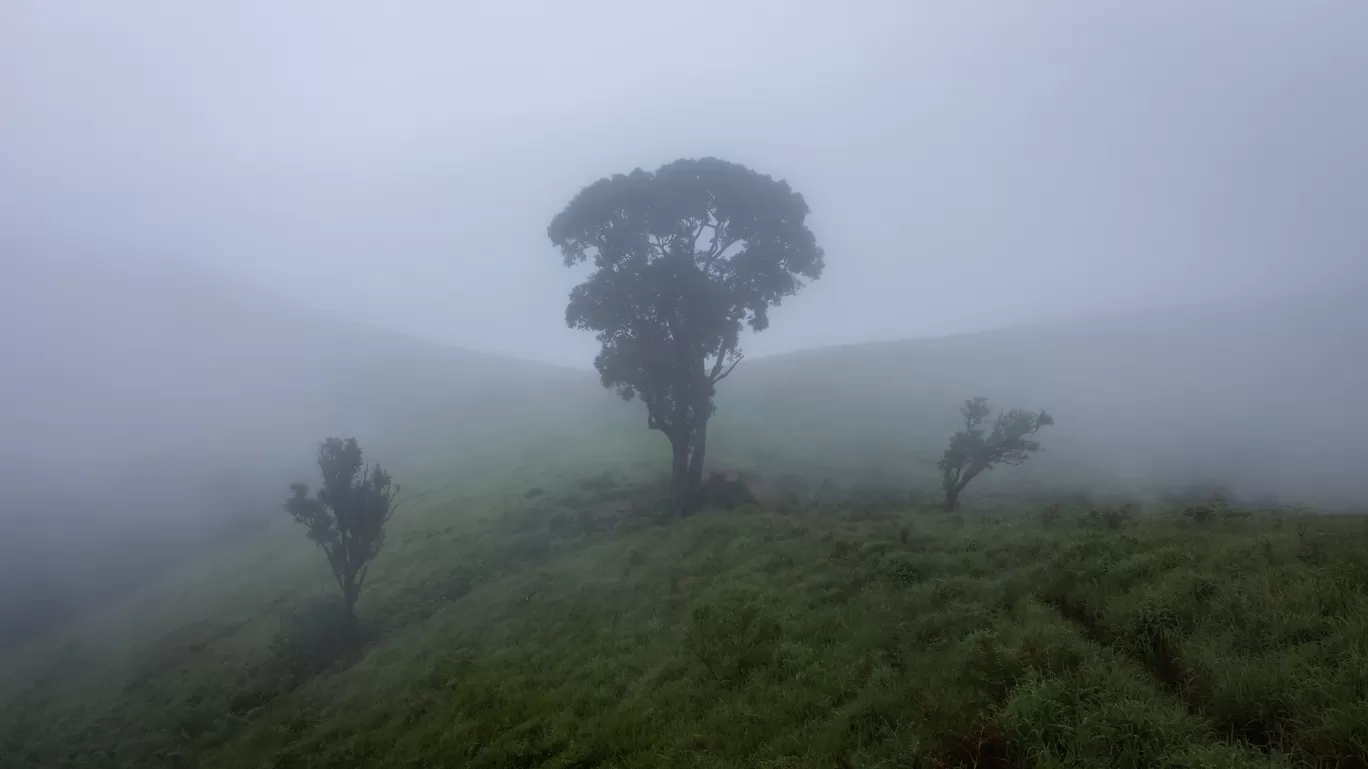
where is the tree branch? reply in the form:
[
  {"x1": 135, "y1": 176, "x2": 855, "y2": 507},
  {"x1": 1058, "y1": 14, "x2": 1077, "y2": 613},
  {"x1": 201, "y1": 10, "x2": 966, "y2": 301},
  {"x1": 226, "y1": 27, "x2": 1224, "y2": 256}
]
[
  {"x1": 648, "y1": 234, "x2": 668, "y2": 260},
  {"x1": 711, "y1": 353, "x2": 743, "y2": 384},
  {"x1": 689, "y1": 218, "x2": 706, "y2": 255},
  {"x1": 706, "y1": 338, "x2": 743, "y2": 384},
  {"x1": 324, "y1": 543, "x2": 346, "y2": 594},
  {"x1": 702, "y1": 215, "x2": 736, "y2": 272}
]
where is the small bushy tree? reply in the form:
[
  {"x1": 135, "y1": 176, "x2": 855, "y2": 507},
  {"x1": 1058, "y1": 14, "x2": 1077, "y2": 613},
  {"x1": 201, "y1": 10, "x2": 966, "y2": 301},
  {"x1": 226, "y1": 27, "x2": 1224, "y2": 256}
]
[
  {"x1": 937, "y1": 397, "x2": 1053, "y2": 512},
  {"x1": 285, "y1": 437, "x2": 400, "y2": 636}
]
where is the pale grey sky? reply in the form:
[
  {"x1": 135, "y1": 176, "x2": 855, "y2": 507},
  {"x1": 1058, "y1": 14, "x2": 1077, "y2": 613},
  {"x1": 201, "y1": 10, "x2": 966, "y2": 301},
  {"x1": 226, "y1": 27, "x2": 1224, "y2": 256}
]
[{"x1": 3, "y1": 0, "x2": 1366, "y2": 366}]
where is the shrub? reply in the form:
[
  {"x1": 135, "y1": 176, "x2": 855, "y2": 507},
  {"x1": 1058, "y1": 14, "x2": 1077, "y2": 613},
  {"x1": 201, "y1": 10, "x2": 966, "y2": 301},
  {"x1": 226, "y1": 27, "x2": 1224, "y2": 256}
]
[
  {"x1": 883, "y1": 552, "x2": 924, "y2": 585},
  {"x1": 1182, "y1": 492, "x2": 1229, "y2": 527},
  {"x1": 1103, "y1": 504, "x2": 1135, "y2": 530},
  {"x1": 684, "y1": 589, "x2": 781, "y2": 683},
  {"x1": 698, "y1": 471, "x2": 758, "y2": 510}
]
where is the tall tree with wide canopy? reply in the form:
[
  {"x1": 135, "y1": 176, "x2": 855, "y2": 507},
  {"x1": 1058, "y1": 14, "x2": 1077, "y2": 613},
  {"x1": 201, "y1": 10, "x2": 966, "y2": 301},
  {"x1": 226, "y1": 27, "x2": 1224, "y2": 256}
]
[{"x1": 549, "y1": 158, "x2": 824, "y2": 514}]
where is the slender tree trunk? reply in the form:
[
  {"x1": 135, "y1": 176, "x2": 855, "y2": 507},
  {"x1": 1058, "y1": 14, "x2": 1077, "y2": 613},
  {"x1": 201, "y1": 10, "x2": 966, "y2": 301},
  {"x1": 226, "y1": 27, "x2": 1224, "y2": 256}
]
[
  {"x1": 341, "y1": 577, "x2": 360, "y2": 643},
  {"x1": 684, "y1": 414, "x2": 709, "y2": 515},
  {"x1": 669, "y1": 433, "x2": 692, "y2": 517}
]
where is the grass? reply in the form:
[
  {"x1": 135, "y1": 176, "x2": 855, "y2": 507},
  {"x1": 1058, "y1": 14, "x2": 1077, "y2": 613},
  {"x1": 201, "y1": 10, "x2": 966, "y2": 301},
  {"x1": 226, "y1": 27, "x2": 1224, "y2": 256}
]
[{"x1": 2, "y1": 464, "x2": 1367, "y2": 768}]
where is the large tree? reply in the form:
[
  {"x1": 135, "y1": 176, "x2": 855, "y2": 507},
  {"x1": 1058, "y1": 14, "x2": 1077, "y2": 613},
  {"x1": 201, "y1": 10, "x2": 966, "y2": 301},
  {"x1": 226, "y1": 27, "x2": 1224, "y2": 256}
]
[
  {"x1": 285, "y1": 437, "x2": 400, "y2": 637},
  {"x1": 549, "y1": 158, "x2": 824, "y2": 515},
  {"x1": 938, "y1": 397, "x2": 1054, "y2": 512}
]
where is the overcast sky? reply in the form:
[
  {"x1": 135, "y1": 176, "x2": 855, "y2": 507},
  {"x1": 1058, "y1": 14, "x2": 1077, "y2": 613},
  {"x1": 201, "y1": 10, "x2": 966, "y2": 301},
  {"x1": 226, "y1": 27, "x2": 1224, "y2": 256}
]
[{"x1": 3, "y1": 0, "x2": 1365, "y2": 367}]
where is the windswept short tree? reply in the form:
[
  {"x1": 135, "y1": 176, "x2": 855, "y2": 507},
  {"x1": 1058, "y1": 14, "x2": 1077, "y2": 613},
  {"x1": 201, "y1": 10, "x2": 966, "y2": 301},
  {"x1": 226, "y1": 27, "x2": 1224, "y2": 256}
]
[
  {"x1": 549, "y1": 157, "x2": 824, "y2": 515},
  {"x1": 937, "y1": 397, "x2": 1054, "y2": 512},
  {"x1": 285, "y1": 437, "x2": 400, "y2": 636}
]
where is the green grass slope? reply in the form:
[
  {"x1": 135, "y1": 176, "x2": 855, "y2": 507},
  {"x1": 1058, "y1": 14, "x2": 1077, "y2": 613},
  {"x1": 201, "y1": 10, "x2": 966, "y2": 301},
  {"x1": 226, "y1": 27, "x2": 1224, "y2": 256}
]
[
  {"x1": 4, "y1": 273, "x2": 1367, "y2": 767},
  {"x1": 4, "y1": 467, "x2": 1367, "y2": 768}
]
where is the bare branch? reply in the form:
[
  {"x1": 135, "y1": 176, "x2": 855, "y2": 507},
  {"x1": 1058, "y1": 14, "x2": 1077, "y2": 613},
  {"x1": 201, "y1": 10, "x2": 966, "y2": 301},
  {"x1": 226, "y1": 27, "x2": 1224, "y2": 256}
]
[
  {"x1": 703, "y1": 223, "x2": 737, "y2": 272},
  {"x1": 383, "y1": 494, "x2": 401, "y2": 525},
  {"x1": 707, "y1": 338, "x2": 738, "y2": 382},
  {"x1": 648, "y1": 234, "x2": 668, "y2": 260},
  {"x1": 712, "y1": 353, "x2": 743, "y2": 384},
  {"x1": 689, "y1": 218, "x2": 706, "y2": 254}
]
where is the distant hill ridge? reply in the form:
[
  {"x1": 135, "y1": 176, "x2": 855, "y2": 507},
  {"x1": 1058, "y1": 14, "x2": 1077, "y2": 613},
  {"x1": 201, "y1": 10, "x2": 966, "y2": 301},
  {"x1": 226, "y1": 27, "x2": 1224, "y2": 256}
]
[{"x1": 2, "y1": 252, "x2": 1364, "y2": 644}]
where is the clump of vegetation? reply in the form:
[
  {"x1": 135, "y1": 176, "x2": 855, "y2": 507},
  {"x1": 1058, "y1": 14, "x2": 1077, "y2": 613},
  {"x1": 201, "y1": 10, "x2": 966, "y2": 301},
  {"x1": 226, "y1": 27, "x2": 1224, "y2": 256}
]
[
  {"x1": 284, "y1": 437, "x2": 400, "y2": 639},
  {"x1": 883, "y1": 551, "x2": 924, "y2": 584},
  {"x1": 1081, "y1": 503, "x2": 1135, "y2": 530},
  {"x1": 937, "y1": 396, "x2": 1054, "y2": 512},
  {"x1": 684, "y1": 588, "x2": 782, "y2": 683},
  {"x1": 697, "y1": 471, "x2": 758, "y2": 510}
]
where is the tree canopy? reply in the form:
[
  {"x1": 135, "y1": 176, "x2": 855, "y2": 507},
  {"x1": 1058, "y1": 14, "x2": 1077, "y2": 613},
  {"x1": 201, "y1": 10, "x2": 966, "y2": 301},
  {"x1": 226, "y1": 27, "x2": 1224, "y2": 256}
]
[
  {"x1": 549, "y1": 157, "x2": 824, "y2": 513},
  {"x1": 937, "y1": 397, "x2": 1054, "y2": 512}
]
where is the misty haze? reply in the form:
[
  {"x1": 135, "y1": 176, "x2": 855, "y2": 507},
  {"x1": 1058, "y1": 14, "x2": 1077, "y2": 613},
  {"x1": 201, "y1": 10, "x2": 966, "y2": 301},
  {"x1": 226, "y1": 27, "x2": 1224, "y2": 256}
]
[{"x1": 2, "y1": 2, "x2": 1367, "y2": 767}]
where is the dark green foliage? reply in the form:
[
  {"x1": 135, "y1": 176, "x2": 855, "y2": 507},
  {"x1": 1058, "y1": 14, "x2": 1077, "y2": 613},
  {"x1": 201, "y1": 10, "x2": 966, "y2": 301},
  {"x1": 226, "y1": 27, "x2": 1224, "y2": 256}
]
[
  {"x1": 1163, "y1": 481, "x2": 1236, "y2": 509},
  {"x1": 684, "y1": 588, "x2": 781, "y2": 683},
  {"x1": 883, "y1": 552, "x2": 924, "y2": 584},
  {"x1": 1105, "y1": 504, "x2": 1136, "y2": 529},
  {"x1": 1081, "y1": 504, "x2": 1136, "y2": 530},
  {"x1": 938, "y1": 396, "x2": 1054, "y2": 512},
  {"x1": 549, "y1": 158, "x2": 824, "y2": 514},
  {"x1": 1182, "y1": 492, "x2": 1229, "y2": 526},
  {"x1": 285, "y1": 437, "x2": 400, "y2": 634},
  {"x1": 697, "y1": 471, "x2": 758, "y2": 510}
]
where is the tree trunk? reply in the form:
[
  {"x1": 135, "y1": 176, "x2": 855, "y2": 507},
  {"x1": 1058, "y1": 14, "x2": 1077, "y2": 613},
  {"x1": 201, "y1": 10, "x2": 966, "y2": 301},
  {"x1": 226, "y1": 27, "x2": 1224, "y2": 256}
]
[
  {"x1": 340, "y1": 578, "x2": 360, "y2": 643},
  {"x1": 943, "y1": 486, "x2": 960, "y2": 513},
  {"x1": 669, "y1": 433, "x2": 692, "y2": 517},
  {"x1": 684, "y1": 415, "x2": 709, "y2": 515}
]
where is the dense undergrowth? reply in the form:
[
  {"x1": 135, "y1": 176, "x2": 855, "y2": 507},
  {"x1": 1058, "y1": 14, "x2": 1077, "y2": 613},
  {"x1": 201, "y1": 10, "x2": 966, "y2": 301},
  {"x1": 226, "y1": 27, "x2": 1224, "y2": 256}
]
[{"x1": 2, "y1": 471, "x2": 1367, "y2": 769}]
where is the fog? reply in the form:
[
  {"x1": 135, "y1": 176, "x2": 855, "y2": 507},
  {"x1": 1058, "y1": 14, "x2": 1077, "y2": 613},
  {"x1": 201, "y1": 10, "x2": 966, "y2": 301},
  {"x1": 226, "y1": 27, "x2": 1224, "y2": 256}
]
[
  {"x1": 3, "y1": 1, "x2": 1368, "y2": 641},
  {"x1": 7, "y1": 1, "x2": 1367, "y2": 361}
]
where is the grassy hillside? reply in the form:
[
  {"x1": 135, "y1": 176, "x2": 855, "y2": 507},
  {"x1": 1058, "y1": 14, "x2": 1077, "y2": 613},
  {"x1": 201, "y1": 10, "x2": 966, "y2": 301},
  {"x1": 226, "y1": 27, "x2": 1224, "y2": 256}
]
[
  {"x1": 4, "y1": 265, "x2": 1367, "y2": 766},
  {"x1": 3, "y1": 465, "x2": 1366, "y2": 768}
]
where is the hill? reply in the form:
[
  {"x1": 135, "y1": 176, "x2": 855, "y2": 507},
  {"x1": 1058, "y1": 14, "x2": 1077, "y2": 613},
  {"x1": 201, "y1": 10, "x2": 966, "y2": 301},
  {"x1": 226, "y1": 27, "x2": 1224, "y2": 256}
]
[
  {"x1": 4, "y1": 253, "x2": 1366, "y2": 646},
  {"x1": 3, "y1": 469, "x2": 1367, "y2": 768},
  {"x1": 0, "y1": 253, "x2": 639, "y2": 645},
  {"x1": 715, "y1": 294, "x2": 1368, "y2": 507},
  {"x1": 3, "y1": 259, "x2": 1367, "y2": 766}
]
